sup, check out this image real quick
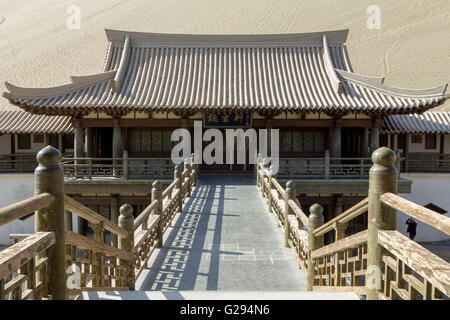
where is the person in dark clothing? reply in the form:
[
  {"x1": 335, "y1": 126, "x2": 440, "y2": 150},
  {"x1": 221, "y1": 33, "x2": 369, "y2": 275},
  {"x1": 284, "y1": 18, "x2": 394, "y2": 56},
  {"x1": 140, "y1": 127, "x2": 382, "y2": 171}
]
[{"x1": 405, "y1": 218, "x2": 417, "y2": 240}]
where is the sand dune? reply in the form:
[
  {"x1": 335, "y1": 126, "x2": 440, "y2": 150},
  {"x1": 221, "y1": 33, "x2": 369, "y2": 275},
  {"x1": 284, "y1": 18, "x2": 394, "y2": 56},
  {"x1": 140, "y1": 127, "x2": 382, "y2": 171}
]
[{"x1": 0, "y1": 0, "x2": 449, "y2": 111}]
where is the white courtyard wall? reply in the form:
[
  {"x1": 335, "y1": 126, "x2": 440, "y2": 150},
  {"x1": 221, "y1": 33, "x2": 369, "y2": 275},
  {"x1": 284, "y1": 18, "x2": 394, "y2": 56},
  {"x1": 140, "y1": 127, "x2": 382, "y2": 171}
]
[{"x1": 399, "y1": 173, "x2": 450, "y2": 242}]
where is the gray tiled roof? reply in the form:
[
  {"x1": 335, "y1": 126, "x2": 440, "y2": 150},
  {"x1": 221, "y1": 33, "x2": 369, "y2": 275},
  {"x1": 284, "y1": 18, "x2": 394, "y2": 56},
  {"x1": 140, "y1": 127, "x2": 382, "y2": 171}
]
[
  {"x1": 0, "y1": 110, "x2": 72, "y2": 134},
  {"x1": 383, "y1": 112, "x2": 450, "y2": 134},
  {"x1": 3, "y1": 29, "x2": 447, "y2": 116}
]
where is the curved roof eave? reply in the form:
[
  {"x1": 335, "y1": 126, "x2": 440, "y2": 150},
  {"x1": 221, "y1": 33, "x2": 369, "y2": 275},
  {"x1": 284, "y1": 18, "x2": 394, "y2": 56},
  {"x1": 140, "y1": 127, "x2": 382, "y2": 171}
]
[
  {"x1": 336, "y1": 68, "x2": 448, "y2": 99},
  {"x1": 4, "y1": 70, "x2": 117, "y2": 99}
]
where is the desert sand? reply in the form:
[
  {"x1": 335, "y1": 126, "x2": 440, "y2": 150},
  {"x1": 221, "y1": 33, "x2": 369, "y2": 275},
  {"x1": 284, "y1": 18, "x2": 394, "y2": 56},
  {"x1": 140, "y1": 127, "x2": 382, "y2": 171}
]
[{"x1": 0, "y1": 0, "x2": 449, "y2": 111}]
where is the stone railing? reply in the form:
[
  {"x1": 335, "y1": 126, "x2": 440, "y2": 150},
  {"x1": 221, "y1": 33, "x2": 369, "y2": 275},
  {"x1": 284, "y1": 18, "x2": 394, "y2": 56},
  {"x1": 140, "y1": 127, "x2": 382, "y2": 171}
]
[
  {"x1": 0, "y1": 146, "x2": 197, "y2": 300},
  {"x1": 405, "y1": 153, "x2": 450, "y2": 173},
  {"x1": 61, "y1": 154, "x2": 174, "y2": 180},
  {"x1": 257, "y1": 147, "x2": 450, "y2": 300},
  {"x1": 278, "y1": 151, "x2": 374, "y2": 179}
]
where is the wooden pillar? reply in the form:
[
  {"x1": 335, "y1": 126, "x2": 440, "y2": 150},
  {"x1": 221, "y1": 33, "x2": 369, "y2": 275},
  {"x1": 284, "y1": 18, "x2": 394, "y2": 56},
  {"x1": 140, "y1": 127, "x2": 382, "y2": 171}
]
[
  {"x1": 284, "y1": 180, "x2": 296, "y2": 247},
  {"x1": 110, "y1": 196, "x2": 119, "y2": 247},
  {"x1": 361, "y1": 127, "x2": 369, "y2": 157},
  {"x1": 439, "y1": 133, "x2": 445, "y2": 168},
  {"x1": 85, "y1": 127, "x2": 93, "y2": 158},
  {"x1": 404, "y1": 134, "x2": 409, "y2": 172},
  {"x1": 118, "y1": 204, "x2": 135, "y2": 290},
  {"x1": 152, "y1": 181, "x2": 163, "y2": 248},
  {"x1": 74, "y1": 123, "x2": 84, "y2": 179},
  {"x1": 334, "y1": 196, "x2": 343, "y2": 217},
  {"x1": 58, "y1": 134, "x2": 63, "y2": 153},
  {"x1": 366, "y1": 147, "x2": 398, "y2": 300},
  {"x1": 307, "y1": 203, "x2": 324, "y2": 291},
  {"x1": 35, "y1": 146, "x2": 66, "y2": 300},
  {"x1": 331, "y1": 119, "x2": 342, "y2": 158},
  {"x1": 74, "y1": 125, "x2": 84, "y2": 158},
  {"x1": 324, "y1": 150, "x2": 330, "y2": 179},
  {"x1": 64, "y1": 210, "x2": 72, "y2": 232},
  {"x1": 113, "y1": 121, "x2": 123, "y2": 177},
  {"x1": 370, "y1": 128, "x2": 380, "y2": 154}
]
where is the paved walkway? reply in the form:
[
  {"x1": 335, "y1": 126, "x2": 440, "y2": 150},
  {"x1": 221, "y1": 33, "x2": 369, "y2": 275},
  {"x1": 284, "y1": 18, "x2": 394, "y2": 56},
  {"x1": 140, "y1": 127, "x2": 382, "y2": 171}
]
[{"x1": 136, "y1": 175, "x2": 307, "y2": 291}]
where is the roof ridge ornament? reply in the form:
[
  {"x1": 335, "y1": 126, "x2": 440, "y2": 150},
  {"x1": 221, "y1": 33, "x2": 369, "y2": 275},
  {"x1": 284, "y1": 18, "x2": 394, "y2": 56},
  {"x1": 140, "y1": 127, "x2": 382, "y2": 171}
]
[
  {"x1": 322, "y1": 34, "x2": 342, "y2": 94},
  {"x1": 111, "y1": 35, "x2": 131, "y2": 93}
]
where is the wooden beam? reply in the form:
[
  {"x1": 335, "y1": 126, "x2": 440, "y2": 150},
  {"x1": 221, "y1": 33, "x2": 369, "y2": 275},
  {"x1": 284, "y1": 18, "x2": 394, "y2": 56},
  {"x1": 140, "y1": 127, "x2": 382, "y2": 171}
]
[
  {"x1": 0, "y1": 193, "x2": 55, "y2": 227},
  {"x1": 0, "y1": 232, "x2": 55, "y2": 279},
  {"x1": 65, "y1": 231, "x2": 132, "y2": 261},
  {"x1": 64, "y1": 195, "x2": 129, "y2": 238},
  {"x1": 313, "y1": 198, "x2": 368, "y2": 237},
  {"x1": 380, "y1": 192, "x2": 450, "y2": 235},
  {"x1": 311, "y1": 230, "x2": 368, "y2": 259}
]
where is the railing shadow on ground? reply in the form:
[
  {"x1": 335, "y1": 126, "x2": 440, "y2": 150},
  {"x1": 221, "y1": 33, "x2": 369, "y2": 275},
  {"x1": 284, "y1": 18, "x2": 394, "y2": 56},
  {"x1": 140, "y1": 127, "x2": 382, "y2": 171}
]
[{"x1": 138, "y1": 181, "x2": 241, "y2": 291}]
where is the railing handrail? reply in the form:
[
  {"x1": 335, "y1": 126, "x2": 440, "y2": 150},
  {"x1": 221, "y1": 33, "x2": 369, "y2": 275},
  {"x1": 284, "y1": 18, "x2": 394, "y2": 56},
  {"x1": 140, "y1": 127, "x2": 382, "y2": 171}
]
[
  {"x1": 0, "y1": 193, "x2": 55, "y2": 227},
  {"x1": 287, "y1": 199, "x2": 309, "y2": 227},
  {"x1": 0, "y1": 232, "x2": 55, "y2": 280},
  {"x1": 380, "y1": 192, "x2": 450, "y2": 236},
  {"x1": 64, "y1": 195, "x2": 129, "y2": 238},
  {"x1": 311, "y1": 230, "x2": 368, "y2": 259},
  {"x1": 271, "y1": 178, "x2": 285, "y2": 198},
  {"x1": 313, "y1": 198, "x2": 368, "y2": 237},
  {"x1": 134, "y1": 200, "x2": 159, "y2": 231},
  {"x1": 65, "y1": 231, "x2": 132, "y2": 261},
  {"x1": 377, "y1": 229, "x2": 450, "y2": 296}
]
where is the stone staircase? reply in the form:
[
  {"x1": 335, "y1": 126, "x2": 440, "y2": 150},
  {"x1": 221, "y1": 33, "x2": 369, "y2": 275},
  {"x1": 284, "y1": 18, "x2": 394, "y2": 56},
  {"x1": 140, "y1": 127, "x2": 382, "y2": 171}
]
[{"x1": 78, "y1": 290, "x2": 360, "y2": 300}]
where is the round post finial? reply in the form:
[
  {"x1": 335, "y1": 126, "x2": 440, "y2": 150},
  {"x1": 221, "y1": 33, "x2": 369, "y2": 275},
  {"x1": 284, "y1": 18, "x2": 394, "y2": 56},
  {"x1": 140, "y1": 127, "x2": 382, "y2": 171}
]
[
  {"x1": 309, "y1": 203, "x2": 323, "y2": 216},
  {"x1": 371, "y1": 147, "x2": 396, "y2": 167},
  {"x1": 119, "y1": 203, "x2": 134, "y2": 219},
  {"x1": 152, "y1": 180, "x2": 162, "y2": 191},
  {"x1": 308, "y1": 203, "x2": 324, "y2": 230},
  {"x1": 286, "y1": 180, "x2": 295, "y2": 191},
  {"x1": 36, "y1": 145, "x2": 62, "y2": 165}
]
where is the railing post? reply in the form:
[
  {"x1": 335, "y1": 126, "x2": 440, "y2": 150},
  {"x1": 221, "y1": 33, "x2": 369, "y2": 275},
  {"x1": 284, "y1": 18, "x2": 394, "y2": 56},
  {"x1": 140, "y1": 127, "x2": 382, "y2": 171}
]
[
  {"x1": 268, "y1": 165, "x2": 275, "y2": 213},
  {"x1": 360, "y1": 159, "x2": 364, "y2": 179},
  {"x1": 334, "y1": 222, "x2": 348, "y2": 241},
  {"x1": 86, "y1": 158, "x2": 91, "y2": 180},
  {"x1": 152, "y1": 181, "x2": 163, "y2": 248},
  {"x1": 118, "y1": 204, "x2": 135, "y2": 291},
  {"x1": 256, "y1": 153, "x2": 261, "y2": 187},
  {"x1": 284, "y1": 180, "x2": 296, "y2": 248},
  {"x1": 324, "y1": 150, "x2": 330, "y2": 180},
  {"x1": 175, "y1": 164, "x2": 183, "y2": 213},
  {"x1": 366, "y1": 147, "x2": 398, "y2": 300},
  {"x1": 123, "y1": 151, "x2": 129, "y2": 180},
  {"x1": 91, "y1": 222, "x2": 105, "y2": 287},
  {"x1": 307, "y1": 203, "x2": 324, "y2": 291},
  {"x1": 261, "y1": 158, "x2": 270, "y2": 198},
  {"x1": 191, "y1": 153, "x2": 197, "y2": 187},
  {"x1": 184, "y1": 158, "x2": 191, "y2": 197},
  {"x1": 34, "y1": 146, "x2": 66, "y2": 300},
  {"x1": 395, "y1": 150, "x2": 401, "y2": 180}
]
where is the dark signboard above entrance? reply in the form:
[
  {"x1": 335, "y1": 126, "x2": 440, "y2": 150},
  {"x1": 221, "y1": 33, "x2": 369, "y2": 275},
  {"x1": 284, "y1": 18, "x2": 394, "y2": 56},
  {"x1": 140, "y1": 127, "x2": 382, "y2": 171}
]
[{"x1": 204, "y1": 110, "x2": 252, "y2": 128}]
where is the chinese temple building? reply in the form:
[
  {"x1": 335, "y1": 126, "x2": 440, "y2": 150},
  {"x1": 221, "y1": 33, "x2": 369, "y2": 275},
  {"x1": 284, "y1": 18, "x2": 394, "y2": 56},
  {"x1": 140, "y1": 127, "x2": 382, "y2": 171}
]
[
  {"x1": 3, "y1": 29, "x2": 447, "y2": 165},
  {"x1": 1, "y1": 29, "x2": 448, "y2": 243}
]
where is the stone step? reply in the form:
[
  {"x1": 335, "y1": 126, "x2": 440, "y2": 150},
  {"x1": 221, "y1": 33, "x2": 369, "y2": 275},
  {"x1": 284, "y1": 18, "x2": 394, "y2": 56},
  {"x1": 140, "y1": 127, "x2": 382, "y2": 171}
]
[{"x1": 78, "y1": 290, "x2": 360, "y2": 300}]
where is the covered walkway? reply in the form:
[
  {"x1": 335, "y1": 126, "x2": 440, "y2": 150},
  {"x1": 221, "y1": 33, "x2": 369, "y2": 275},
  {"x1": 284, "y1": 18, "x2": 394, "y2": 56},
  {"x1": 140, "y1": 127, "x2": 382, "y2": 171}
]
[{"x1": 136, "y1": 175, "x2": 307, "y2": 291}]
